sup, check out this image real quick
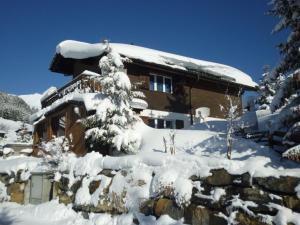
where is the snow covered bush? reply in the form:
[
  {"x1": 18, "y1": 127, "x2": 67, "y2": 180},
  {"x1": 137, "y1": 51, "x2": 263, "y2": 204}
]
[
  {"x1": 39, "y1": 137, "x2": 70, "y2": 165},
  {"x1": 84, "y1": 42, "x2": 141, "y2": 154}
]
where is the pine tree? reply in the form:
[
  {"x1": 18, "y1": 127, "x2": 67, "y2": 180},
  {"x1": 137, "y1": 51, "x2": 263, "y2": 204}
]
[
  {"x1": 84, "y1": 43, "x2": 141, "y2": 154},
  {"x1": 255, "y1": 65, "x2": 277, "y2": 110},
  {"x1": 269, "y1": 0, "x2": 300, "y2": 74}
]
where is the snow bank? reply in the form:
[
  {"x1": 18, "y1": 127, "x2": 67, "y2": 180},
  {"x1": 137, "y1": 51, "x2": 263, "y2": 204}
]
[
  {"x1": 0, "y1": 200, "x2": 186, "y2": 225},
  {"x1": 56, "y1": 40, "x2": 257, "y2": 88},
  {"x1": 0, "y1": 156, "x2": 43, "y2": 176},
  {"x1": 0, "y1": 200, "x2": 87, "y2": 225},
  {"x1": 269, "y1": 203, "x2": 300, "y2": 225}
]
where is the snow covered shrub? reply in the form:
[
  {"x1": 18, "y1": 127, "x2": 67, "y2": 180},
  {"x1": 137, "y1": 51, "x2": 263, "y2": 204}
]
[
  {"x1": 39, "y1": 137, "x2": 70, "y2": 165},
  {"x1": 84, "y1": 42, "x2": 141, "y2": 154}
]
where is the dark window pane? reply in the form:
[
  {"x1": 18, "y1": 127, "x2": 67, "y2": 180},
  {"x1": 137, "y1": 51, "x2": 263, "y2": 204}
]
[
  {"x1": 175, "y1": 120, "x2": 184, "y2": 129},
  {"x1": 156, "y1": 76, "x2": 163, "y2": 92},
  {"x1": 51, "y1": 114, "x2": 65, "y2": 137},
  {"x1": 150, "y1": 75, "x2": 155, "y2": 91},
  {"x1": 148, "y1": 119, "x2": 155, "y2": 128},
  {"x1": 165, "y1": 120, "x2": 173, "y2": 129},
  {"x1": 165, "y1": 78, "x2": 172, "y2": 93},
  {"x1": 57, "y1": 116, "x2": 66, "y2": 137},
  {"x1": 157, "y1": 119, "x2": 164, "y2": 129}
]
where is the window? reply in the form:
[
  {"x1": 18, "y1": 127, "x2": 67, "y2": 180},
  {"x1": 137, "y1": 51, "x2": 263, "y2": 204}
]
[
  {"x1": 51, "y1": 113, "x2": 66, "y2": 137},
  {"x1": 148, "y1": 118, "x2": 180, "y2": 129},
  {"x1": 149, "y1": 74, "x2": 172, "y2": 93},
  {"x1": 165, "y1": 120, "x2": 173, "y2": 129},
  {"x1": 157, "y1": 119, "x2": 164, "y2": 129}
]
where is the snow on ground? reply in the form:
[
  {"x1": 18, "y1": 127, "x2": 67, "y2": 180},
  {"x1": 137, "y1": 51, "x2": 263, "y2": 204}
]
[
  {"x1": 0, "y1": 155, "x2": 43, "y2": 176},
  {"x1": 55, "y1": 120, "x2": 300, "y2": 212},
  {"x1": 0, "y1": 200, "x2": 186, "y2": 225},
  {"x1": 56, "y1": 40, "x2": 257, "y2": 88},
  {"x1": 19, "y1": 93, "x2": 42, "y2": 110},
  {"x1": 1, "y1": 118, "x2": 300, "y2": 224}
]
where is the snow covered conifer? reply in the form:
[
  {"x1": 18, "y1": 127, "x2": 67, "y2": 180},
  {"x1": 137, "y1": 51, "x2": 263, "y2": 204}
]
[
  {"x1": 16, "y1": 122, "x2": 32, "y2": 143},
  {"x1": 255, "y1": 65, "x2": 277, "y2": 110},
  {"x1": 269, "y1": 0, "x2": 300, "y2": 74},
  {"x1": 85, "y1": 43, "x2": 141, "y2": 154}
]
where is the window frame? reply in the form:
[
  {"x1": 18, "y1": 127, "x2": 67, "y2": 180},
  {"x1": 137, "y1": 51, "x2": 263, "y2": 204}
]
[{"x1": 149, "y1": 74, "x2": 173, "y2": 93}]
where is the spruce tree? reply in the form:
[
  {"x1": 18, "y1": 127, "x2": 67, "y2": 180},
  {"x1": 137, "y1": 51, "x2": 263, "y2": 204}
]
[
  {"x1": 85, "y1": 44, "x2": 141, "y2": 154},
  {"x1": 255, "y1": 65, "x2": 276, "y2": 110}
]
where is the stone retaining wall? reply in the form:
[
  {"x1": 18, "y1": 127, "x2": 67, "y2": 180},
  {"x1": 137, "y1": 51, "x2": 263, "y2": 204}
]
[{"x1": 2, "y1": 168, "x2": 300, "y2": 225}]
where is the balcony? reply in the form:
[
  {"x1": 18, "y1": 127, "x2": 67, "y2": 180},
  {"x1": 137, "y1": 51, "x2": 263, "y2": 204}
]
[{"x1": 41, "y1": 71, "x2": 101, "y2": 108}]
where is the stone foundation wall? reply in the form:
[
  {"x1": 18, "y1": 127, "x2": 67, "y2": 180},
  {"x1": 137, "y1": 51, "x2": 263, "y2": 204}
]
[
  {"x1": 0, "y1": 172, "x2": 27, "y2": 204},
  {"x1": 1, "y1": 168, "x2": 300, "y2": 225},
  {"x1": 53, "y1": 168, "x2": 300, "y2": 225}
]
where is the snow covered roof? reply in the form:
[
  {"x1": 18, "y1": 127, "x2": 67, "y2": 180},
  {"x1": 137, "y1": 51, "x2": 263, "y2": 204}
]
[{"x1": 54, "y1": 40, "x2": 257, "y2": 89}]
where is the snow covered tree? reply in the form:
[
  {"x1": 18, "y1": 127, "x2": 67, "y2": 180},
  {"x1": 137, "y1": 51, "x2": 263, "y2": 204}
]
[
  {"x1": 16, "y1": 122, "x2": 32, "y2": 143},
  {"x1": 84, "y1": 43, "x2": 141, "y2": 154},
  {"x1": 270, "y1": 73, "x2": 292, "y2": 112},
  {"x1": 255, "y1": 65, "x2": 277, "y2": 110},
  {"x1": 220, "y1": 89, "x2": 242, "y2": 159},
  {"x1": 269, "y1": 0, "x2": 300, "y2": 75}
]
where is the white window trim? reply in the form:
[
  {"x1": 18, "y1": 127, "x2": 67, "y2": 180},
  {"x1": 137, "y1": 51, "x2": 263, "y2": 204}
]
[{"x1": 150, "y1": 74, "x2": 172, "y2": 93}]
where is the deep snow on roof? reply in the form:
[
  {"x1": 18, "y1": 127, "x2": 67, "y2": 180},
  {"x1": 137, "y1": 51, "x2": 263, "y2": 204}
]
[{"x1": 56, "y1": 40, "x2": 257, "y2": 88}]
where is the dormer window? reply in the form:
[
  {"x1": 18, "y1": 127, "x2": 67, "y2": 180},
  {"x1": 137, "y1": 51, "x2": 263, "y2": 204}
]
[{"x1": 150, "y1": 74, "x2": 172, "y2": 93}]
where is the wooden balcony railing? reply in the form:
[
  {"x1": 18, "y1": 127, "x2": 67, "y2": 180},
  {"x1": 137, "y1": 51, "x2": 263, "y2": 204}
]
[{"x1": 41, "y1": 73, "x2": 101, "y2": 108}]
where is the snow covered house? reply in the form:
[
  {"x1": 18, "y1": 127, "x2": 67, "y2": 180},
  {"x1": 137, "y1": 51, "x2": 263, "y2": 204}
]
[{"x1": 31, "y1": 40, "x2": 257, "y2": 155}]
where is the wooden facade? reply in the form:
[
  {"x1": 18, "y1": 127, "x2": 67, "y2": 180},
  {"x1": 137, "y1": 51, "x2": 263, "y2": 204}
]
[{"x1": 33, "y1": 103, "x2": 87, "y2": 155}]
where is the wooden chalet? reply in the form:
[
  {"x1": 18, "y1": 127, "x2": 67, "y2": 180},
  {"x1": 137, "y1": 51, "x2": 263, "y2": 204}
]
[{"x1": 32, "y1": 40, "x2": 257, "y2": 155}]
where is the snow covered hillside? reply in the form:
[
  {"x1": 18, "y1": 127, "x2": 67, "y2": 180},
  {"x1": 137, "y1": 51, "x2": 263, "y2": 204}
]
[
  {"x1": 19, "y1": 93, "x2": 42, "y2": 110},
  {"x1": 0, "y1": 92, "x2": 34, "y2": 122}
]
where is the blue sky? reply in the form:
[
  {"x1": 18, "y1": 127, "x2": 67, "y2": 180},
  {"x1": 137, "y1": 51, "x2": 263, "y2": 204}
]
[{"x1": 0, "y1": 0, "x2": 286, "y2": 95}]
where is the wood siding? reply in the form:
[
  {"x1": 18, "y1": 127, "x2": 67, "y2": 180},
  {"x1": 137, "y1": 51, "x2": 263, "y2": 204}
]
[
  {"x1": 125, "y1": 63, "x2": 242, "y2": 119},
  {"x1": 33, "y1": 103, "x2": 87, "y2": 156},
  {"x1": 70, "y1": 59, "x2": 242, "y2": 119}
]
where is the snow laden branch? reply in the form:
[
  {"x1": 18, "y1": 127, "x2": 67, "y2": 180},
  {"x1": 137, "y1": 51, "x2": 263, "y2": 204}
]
[{"x1": 84, "y1": 43, "x2": 141, "y2": 154}]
